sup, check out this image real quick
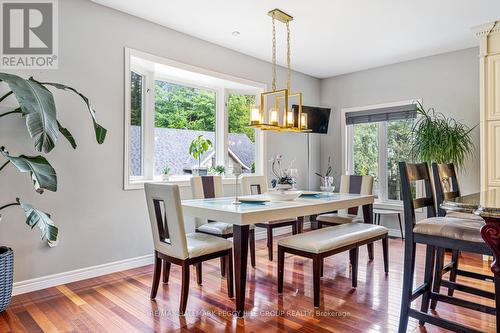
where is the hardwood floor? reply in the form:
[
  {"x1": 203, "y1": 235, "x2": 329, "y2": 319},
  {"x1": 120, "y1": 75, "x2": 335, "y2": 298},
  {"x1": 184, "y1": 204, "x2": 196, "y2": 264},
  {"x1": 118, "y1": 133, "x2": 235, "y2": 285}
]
[{"x1": 0, "y1": 234, "x2": 496, "y2": 333}]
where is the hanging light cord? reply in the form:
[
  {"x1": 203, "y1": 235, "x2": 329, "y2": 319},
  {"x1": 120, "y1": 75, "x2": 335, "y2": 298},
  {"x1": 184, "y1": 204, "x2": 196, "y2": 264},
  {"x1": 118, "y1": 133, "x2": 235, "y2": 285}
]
[
  {"x1": 286, "y1": 21, "x2": 291, "y2": 92},
  {"x1": 272, "y1": 15, "x2": 277, "y2": 91}
]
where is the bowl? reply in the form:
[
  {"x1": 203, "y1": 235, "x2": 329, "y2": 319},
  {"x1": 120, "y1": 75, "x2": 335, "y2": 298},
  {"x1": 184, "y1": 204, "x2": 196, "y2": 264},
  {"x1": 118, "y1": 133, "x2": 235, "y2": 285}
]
[
  {"x1": 265, "y1": 190, "x2": 303, "y2": 201},
  {"x1": 320, "y1": 185, "x2": 335, "y2": 192}
]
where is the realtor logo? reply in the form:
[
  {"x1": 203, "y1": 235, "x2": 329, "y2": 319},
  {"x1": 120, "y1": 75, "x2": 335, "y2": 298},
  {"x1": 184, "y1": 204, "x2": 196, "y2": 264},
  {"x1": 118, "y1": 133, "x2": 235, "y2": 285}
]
[{"x1": 1, "y1": 0, "x2": 58, "y2": 69}]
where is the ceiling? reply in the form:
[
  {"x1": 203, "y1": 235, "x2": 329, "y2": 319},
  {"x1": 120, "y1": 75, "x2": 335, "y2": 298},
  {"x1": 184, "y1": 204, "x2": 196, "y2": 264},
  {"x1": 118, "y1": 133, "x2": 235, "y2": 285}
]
[{"x1": 92, "y1": 0, "x2": 500, "y2": 78}]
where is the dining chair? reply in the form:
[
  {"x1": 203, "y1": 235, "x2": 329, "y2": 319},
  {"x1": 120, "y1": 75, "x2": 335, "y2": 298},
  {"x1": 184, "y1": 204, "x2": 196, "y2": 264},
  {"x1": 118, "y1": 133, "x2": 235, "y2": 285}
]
[
  {"x1": 191, "y1": 175, "x2": 256, "y2": 271},
  {"x1": 144, "y1": 183, "x2": 234, "y2": 315},
  {"x1": 431, "y1": 162, "x2": 490, "y2": 301},
  {"x1": 316, "y1": 175, "x2": 373, "y2": 227},
  {"x1": 398, "y1": 162, "x2": 498, "y2": 333},
  {"x1": 240, "y1": 174, "x2": 301, "y2": 261}
]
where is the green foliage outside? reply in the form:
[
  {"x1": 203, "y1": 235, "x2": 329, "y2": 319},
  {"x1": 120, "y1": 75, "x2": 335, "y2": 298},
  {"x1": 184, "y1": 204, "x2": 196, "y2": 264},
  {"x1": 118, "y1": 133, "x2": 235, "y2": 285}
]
[
  {"x1": 228, "y1": 94, "x2": 256, "y2": 142},
  {"x1": 131, "y1": 79, "x2": 256, "y2": 143},
  {"x1": 353, "y1": 123, "x2": 378, "y2": 178}
]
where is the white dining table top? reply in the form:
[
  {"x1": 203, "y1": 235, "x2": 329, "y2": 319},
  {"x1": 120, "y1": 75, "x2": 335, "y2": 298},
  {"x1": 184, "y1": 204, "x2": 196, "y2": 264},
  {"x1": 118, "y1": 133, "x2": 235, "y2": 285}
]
[{"x1": 181, "y1": 192, "x2": 374, "y2": 225}]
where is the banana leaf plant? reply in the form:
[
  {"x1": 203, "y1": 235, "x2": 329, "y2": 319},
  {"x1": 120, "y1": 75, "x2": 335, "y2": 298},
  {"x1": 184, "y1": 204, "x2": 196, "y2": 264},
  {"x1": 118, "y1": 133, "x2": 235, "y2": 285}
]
[{"x1": 0, "y1": 73, "x2": 107, "y2": 246}]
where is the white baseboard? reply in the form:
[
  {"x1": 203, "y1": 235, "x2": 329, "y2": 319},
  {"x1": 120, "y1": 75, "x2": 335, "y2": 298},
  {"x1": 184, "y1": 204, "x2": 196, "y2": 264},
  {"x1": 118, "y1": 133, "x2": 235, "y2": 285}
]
[
  {"x1": 13, "y1": 254, "x2": 154, "y2": 296},
  {"x1": 13, "y1": 222, "x2": 312, "y2": 296}
]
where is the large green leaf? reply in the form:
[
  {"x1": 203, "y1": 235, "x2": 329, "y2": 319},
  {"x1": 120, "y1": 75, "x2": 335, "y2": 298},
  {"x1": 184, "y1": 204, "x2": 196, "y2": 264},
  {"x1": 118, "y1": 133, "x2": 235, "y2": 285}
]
[
  {"x1": 0, "y1": 147, "x2": 57, "y2": 193},
  {"x1": 0, "y1": 73, "x2": 59, "y2": 153},
  {"x1": 30, "y1": 78, "x2": 107, "y2": 144},
  {"x1": 17, "y1": 198, "x2": 58, "y2": 246},
  {"x1": 57, "y1": 121, "x2": 77, "y2": 149}
]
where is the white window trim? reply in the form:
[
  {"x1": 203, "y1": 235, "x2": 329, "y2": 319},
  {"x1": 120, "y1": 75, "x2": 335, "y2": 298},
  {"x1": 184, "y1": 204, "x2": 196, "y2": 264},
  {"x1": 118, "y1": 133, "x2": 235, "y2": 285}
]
[
  {"x1": 341, "y1": 99, "x2": 422, "y2": 206},
  {"x1": 123, "y1": 48, "x2": 267, "y2": 190}
]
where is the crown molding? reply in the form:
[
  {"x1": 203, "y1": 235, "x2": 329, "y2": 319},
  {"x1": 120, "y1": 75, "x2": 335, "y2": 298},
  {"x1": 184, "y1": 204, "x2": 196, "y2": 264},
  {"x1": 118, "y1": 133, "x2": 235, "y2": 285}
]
[{"x1": 471, "y1": 21, "x2": 498, "y2": 37}]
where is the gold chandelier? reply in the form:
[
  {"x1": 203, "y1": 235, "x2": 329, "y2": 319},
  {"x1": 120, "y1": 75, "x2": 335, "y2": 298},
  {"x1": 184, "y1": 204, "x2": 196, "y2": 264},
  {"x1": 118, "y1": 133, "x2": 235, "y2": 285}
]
[{"x1": 249, "y1": 9, "x2": 310, "y2": 132}]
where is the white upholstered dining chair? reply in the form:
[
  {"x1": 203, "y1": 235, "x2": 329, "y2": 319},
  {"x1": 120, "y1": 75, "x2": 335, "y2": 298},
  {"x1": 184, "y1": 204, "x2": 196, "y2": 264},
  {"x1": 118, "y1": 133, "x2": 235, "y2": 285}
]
[
  {"x1": 191, "y1": 175, "x2": 256, "y2": 269},
  {"x1": 145, "y1": 183, "x2": 234, "y2": 315},
  {"x1": 316, "y1": 175, "x2": 374, "y2": 227},
  {"x1": 240, "y1": 174, "x2": 301, "y2": 261}
]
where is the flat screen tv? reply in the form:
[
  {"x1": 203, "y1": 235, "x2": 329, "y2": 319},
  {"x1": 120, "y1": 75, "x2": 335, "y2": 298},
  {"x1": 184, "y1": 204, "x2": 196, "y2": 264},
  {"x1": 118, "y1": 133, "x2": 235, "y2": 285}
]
[{"x1": 292, "y1": 105, "x2": 331, "y2": 134}]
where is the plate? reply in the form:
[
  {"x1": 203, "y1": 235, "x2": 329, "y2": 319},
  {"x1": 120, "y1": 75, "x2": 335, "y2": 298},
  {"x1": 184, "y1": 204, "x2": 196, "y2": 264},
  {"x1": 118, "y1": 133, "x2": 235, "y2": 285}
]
[
  {"x1": 238, "y1": 196, "x2": 270, "y2": 204},
  {"x1": 265, "y1": 190, "x2": 303, "y2": 201},
  {"x1": 300, "y1": 191, "x2": 322, "y2": 197}
]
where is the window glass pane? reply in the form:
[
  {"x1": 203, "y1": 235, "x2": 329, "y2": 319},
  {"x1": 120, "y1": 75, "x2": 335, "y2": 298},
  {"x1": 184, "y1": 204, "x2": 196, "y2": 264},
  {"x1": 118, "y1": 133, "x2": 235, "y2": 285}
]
[
  {"x1": 352, "y1": 123, "x2": 379, "y2": 197},
  {"x1": 228, "y1": 94, "x2": 256, "y2": 174},
  {"x1": 154, "y1": 80, "x2": 216, "y2": 176},
  {"x1": 387, "y1": 118, "x2": 415, "y2": 200},
  {"x1": 130, "y1": 71, "x2": 143, "y2": 177}
]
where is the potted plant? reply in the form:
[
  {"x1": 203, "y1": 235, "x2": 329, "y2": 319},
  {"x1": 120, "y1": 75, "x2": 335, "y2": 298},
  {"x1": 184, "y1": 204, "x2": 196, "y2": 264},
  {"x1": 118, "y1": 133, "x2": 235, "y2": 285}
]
[
  {"x1": 189, "y1": 135, "x2": 212, "y2": 176},
  {"x1": 412, "y1": 102, "x2": 475, "y2": 168},
  {"x1": 0, "y1": 73, "x2": 106, "y2": 312},
  {"x1": 315, "y1": 156, "x2": 337, "y2": 192},
  {"x1": 270, "y1": 154, "x2": 296, "y2": 190},
  {"x1": 162, "y1": 166, "x2": 171, "y2": 181},
  {"x1": 209, "y1": 165, "x2": 225, "y2": 176}
]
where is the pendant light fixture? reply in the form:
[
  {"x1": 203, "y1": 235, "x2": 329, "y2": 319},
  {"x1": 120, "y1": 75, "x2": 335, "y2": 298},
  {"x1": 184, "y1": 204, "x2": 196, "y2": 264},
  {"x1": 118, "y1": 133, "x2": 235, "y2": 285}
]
[{"x1": 249, "y1": 8, "x2": 310, "y2": 132}]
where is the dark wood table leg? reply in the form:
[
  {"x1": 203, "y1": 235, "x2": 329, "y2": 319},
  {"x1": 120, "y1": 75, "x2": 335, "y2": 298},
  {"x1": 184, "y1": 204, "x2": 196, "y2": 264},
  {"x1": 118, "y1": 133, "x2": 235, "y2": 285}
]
[
  {"x1": 233, "y1": 224, "x2": 249, "y2": 317},
  {"x1": 480, "y1": 216, "x2": 500, "y2": 333},
  {"x1": 363, "y1": 203, "x2": 374, "y2": 260},
  {"x1": 310, "y1": 214, "x2": 318, "y2": 230}
]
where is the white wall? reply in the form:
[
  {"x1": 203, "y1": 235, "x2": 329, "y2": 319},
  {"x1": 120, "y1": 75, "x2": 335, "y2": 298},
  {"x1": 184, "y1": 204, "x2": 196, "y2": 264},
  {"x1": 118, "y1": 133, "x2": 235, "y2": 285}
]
[
  {"x1": 0, "y1": 0, "x2": 320, "y2": 282},
  {"x1": 320, "y1": 47, "x2": 480, "y2": 194}
]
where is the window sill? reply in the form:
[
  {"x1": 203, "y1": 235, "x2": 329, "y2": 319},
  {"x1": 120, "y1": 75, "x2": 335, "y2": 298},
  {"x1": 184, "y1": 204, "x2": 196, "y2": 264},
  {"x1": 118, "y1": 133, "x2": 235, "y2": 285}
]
[{"x1": 124, "y1": 175, "x2": 255, "y2": 190}]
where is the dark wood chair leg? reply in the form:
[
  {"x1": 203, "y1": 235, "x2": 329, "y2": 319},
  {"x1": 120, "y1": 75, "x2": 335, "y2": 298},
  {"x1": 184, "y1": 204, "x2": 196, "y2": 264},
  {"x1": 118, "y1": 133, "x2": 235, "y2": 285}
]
[
  {"x1": 292, "y1": 223, "x2": 297, "y2": 235},
  {"x1": 320, "y1": 259, "x2": 324, "y2": 277},
  {"x1": 430, "y1": 247, "x2": 445, "y2": 310},
  {"x1": 150, "y1": 253, "x2": 162, "y2": 299},
  {"x1": 267, "y1": 227, "x2": 274, "y2": 261},
  {"x1": 249, "y1": 229, "x2": 256, "y2": 267},
  {"x1": 278, "y1": 246, "x2": 285, "y2": 293},
  {"x1": 447, "y1": 250, "x2": 459, "y2": 296},
  {"x1": 350, "y1": 247, "x2": 359, "y2": 288},
  {"x1": 397, "y1": 213, "x2": 404, "y2": 239},
  {"x1": 162, "y1": 261, "x2": 171, "y2": 284},
  {"x1": 179, "y1": 262, "x2": 190, "y2": 315},
  {"x1": 363, "y1": 204, "x2": 375, "y2": 260},
  {"x1": 220, "y1": 257, "x2": 226, "y2": 277},
  {"x1": 313, "y1": 256, "x2": 321, "y2": 307},
  {"x1": 195, "y1": 263, "x2": 202, "y2": 285},
  {"x1": 419, "y1": 245, "x2": 436, "y2": 326},
  {"x1": 382, "y1": 236, "x2": 389, "y2": 274},
  {"x1": 398, "y1": 242, "x2": 415, "y2": 333},
  {"x1": 226, "y1": 252, "x2": 234, "y2": 298}
]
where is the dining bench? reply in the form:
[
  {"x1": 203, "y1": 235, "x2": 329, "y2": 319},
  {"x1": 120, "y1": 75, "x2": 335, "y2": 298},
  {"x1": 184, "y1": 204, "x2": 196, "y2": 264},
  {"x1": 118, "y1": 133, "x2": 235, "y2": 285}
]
[{"x1": 277, "y1": 222, "x2": 389, "y2": 307}]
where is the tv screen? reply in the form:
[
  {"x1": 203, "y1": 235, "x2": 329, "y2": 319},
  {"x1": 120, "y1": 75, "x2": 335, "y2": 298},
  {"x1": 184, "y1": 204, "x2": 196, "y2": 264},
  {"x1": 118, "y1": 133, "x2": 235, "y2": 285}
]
[{"x1": 292, "y1": 105, "x2": 331, "y2": 134}]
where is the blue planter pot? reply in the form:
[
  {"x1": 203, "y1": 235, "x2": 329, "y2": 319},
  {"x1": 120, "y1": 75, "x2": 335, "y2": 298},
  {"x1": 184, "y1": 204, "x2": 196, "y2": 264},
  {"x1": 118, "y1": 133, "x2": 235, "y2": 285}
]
[{"x1": 0, "y1": 247, "x2": 13, "y2": 313}]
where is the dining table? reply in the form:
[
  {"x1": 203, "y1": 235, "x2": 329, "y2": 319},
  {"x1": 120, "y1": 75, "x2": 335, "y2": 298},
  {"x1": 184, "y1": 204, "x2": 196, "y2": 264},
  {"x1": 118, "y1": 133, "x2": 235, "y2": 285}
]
[
  {"x1": 441, "y1": 188, "x2": 500, "y2": 278},
  {"x1": 181, "y1": 191, "x2": 375, "y2": 317}
]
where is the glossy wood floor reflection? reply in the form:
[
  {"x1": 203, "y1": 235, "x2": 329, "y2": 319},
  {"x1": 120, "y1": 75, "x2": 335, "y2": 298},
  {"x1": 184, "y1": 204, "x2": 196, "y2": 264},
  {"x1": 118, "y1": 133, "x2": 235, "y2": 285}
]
[{"x1": 0, "y1": 233, "x2": 496, "y2": 333}]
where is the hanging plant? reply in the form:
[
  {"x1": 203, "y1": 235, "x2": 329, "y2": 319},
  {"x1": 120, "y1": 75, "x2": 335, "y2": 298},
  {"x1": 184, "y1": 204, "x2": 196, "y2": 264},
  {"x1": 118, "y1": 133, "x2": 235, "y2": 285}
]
[{"x1": 412, "y1": 102, "x2": 475, "y2": 168}]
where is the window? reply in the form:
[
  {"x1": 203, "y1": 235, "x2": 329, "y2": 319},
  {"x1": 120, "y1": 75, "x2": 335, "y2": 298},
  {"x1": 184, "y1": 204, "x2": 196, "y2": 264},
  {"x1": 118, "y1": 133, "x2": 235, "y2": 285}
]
[
  {"x1": 124, "y1": 49, "x2": 265, "y2": 189},
  {"x1": 154, "y1": 80, "x2": 216, "y2": 176},
  {"x1": 345, "y1": 102, "x2": 417, "y2": 203},
  {"x1": 228, "y1": 93, "x2": 257, "y2": 173},
  {"x1": 129, "y1": 71, "x2": 144, "y2": 178}
]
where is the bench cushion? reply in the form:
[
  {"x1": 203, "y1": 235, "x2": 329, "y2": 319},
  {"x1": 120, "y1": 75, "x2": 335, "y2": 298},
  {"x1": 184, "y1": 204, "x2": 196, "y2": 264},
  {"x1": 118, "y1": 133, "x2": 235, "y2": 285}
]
[
  {"x1": 278, "y1": 223, "x2": 388, "y2": 254},
  {"x1": 413, "y1": 217, "x2": 484, "y2": 243}
]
